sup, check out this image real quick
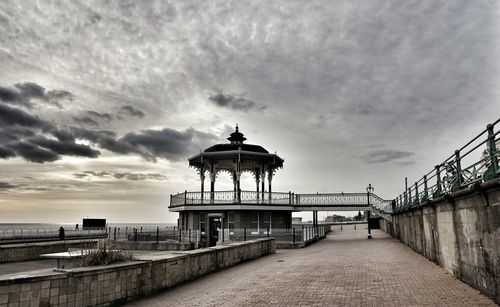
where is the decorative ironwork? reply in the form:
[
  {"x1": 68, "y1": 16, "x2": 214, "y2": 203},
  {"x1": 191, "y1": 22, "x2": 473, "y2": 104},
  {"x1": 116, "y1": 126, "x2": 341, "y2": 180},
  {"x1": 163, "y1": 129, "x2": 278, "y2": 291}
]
[{"x1": 395, "y1": 118, "x2": 500, "y2": 213}]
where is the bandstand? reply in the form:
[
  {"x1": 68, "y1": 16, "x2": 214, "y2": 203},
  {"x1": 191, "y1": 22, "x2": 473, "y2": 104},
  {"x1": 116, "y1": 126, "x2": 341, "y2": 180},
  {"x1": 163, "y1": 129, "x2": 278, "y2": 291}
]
[{"x1": 170, "y1": 125, "x2": 291, "y2": 246}]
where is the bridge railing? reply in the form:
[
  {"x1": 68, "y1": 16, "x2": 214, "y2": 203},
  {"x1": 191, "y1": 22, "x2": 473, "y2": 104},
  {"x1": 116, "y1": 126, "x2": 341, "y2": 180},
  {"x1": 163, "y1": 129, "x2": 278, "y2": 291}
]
[
  {"x1": 394, "y1": 119, "x2": 500, "y2": 213},
  {"x1": 170, "y1": 190, "x2": 393, "y2": 213}
]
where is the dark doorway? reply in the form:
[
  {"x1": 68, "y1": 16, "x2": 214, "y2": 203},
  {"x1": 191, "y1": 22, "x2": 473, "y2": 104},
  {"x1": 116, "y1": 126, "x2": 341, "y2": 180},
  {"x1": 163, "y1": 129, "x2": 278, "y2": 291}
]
[{"x1": 209, "y1": 217, "x2": 221, "y2": 246}]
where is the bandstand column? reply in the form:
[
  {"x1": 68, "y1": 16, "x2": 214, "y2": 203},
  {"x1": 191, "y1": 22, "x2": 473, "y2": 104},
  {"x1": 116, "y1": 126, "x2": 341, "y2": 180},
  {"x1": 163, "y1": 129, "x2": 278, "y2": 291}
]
[
  {"x1": 261, "y1": 170, "x2": 265, "y2": 202},
  {"x1": 236, "y1": 171, "x2": 241, "y2": 203},
  {"x1": 200, "y1": 172, "x2": 205, "y2": 203},
  {"x1": 267, "y1": 169, "x2": 273, "y2": 202},
  {"x1": 232, "y1": 171, "x2": 237, "y2": 192},
  {"x1": 210, "y1": 171, "x2": 215, "y2": 203},
  {"x1": 256, "y1": 171, "x2": 260, "y2": 203}
]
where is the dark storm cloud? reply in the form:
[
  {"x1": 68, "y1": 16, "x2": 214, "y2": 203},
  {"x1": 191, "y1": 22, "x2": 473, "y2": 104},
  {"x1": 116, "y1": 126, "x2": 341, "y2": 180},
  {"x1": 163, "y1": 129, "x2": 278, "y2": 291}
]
[
  {"x1": 0, "y1": 103, "x2": 51, "y2": 129},
  {"x1": 8, "y1": 141, "x2": 60, "y2": 163},
  {"x1": 72, "y1": 116, "x2": 99, "y2": 126},
  {"x1": 361, "y1": 149, "x2": 414, "y2": 164},
  {"x1": 69, "y1": 126, "x2": 219, "y2": 162},
  {"x1": 0, "y1": 82, "x2": 74, "y2": 108},
  {"x1": 120, "y1": 128, "x2": 218, "y2": 161},
  {"x1": 87, "y1": 111, "x2": 113, "y2": 122},
  {"x1": 72, "y1": 111, "x2": 114, "y2": 127},
  {"x1": 70, "y1": 127, "x2": 140, "y2": 156},
  {"x1": 29, "y1": 136, "x2": 100, "y2": 158},
  {"x1": 208, "y1": 93, "x2": 265, "y2": 112},
  {"x1": 119, "y1": 105, "x2": 145, "y2": 118},
  {"x1": 0, "y1": 147, "x2": 16, "y2": 159},
  {"x1": 0, "y1": 99, "x2": 218, "y2": 163},
  {"x1": 73, "y1": 171, "x2": 167, "y2": 181},
  {"x1": 0, "y1": 182, "x2": 17, "y2": 189}
]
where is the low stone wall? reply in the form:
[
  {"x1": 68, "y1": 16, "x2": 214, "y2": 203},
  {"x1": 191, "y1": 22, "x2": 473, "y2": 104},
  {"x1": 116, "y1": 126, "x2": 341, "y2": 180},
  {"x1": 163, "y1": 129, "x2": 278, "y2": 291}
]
[
  {"x1": 386, "y1": 178, "x2": 500, "y2": 304},
  {"x1": 0, "y1": 240, "x2": 98, "y2": 263},
  {"x1": 106, "y1": 240, "x2": 193, "y2": 251},
  {"x1": 0, "y1": 238, "x2": 275, "y2": 306}
]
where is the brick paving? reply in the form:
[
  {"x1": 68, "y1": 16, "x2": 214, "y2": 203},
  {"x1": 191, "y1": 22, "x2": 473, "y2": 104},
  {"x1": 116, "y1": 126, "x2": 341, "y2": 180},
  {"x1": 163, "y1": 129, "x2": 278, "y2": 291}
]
[{"x1": 127, "y1": 226, "x2": 497, "y2": 307}]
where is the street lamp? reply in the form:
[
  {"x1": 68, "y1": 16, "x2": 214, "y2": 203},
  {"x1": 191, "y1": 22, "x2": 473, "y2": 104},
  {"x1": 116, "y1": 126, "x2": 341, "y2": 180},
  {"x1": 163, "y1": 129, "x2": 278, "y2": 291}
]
[{"x1": 366, "y1": 183, "x2": 374, "y2": 239}]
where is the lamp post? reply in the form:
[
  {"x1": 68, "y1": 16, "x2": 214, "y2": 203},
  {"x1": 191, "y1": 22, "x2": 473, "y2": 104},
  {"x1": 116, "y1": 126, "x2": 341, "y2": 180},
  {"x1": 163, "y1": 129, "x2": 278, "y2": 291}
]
[{"x1": 366, "y1": 183, "x2": 374, "y2": 239}]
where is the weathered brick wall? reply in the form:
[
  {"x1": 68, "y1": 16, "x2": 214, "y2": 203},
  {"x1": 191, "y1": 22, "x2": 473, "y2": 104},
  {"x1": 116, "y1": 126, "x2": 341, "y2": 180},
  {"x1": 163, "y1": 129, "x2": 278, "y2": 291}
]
[
  {"x1": 385, "y1": 178, "x2": 500, "y2": 305},
  {"x1": 0, "y1": 238, "x2": 275, "y2": 306},
  {"x1": 0, "y1": 240, "x2": 98, "y2": 263}
]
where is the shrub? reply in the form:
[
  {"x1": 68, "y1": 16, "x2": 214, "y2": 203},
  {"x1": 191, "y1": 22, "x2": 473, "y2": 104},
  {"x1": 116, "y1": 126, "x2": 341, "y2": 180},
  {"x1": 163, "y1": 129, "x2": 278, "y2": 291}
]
[{"x1": 74, "y1": 242, "x2": 134, "y2": 267}]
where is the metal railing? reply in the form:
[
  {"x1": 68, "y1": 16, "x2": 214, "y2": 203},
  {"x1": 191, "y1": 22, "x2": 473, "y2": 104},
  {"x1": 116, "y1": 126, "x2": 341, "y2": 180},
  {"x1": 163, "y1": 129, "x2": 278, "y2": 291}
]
[
  {"x1": 170, "y1": 190, "x2": 391, "y2": 209},
  {"x1": 171, "y1": 190, "x2": 293, "y2": 206},
  {"x1": 394, "y1": 119, "x2": 500, "y2": 213},
  {"x1": 217, "y1": 226, "x2": 326, "y2": 245},
  {"x1": 0, "y1": 227, "x2": 108, "y2": 242},
  {"x1": 109, "y1": 226, "x2": 201, "y2": 247}
]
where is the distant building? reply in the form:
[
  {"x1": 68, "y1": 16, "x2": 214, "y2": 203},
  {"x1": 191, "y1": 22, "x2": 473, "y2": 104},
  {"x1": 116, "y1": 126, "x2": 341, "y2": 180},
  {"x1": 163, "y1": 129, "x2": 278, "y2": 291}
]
[{"x1": 325, "y1": 214, "x2": 348, "y2": 222}]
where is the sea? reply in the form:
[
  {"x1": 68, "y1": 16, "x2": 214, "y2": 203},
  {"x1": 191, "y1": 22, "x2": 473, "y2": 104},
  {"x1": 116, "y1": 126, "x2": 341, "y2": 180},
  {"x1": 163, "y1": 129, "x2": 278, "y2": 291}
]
[{"x1": 0, "y1": 223, "x2": 177, "y2": 231}]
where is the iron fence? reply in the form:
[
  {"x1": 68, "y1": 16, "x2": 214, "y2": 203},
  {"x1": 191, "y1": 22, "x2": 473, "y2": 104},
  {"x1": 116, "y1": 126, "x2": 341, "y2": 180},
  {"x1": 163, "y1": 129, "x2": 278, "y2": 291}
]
[
  {"x1": 394, "y1": 119, "x2": 500, "y2": 213},
  {"x1": 108, "y1": 226, "x2": 200, "y2": 247},
  {"x1": 217, "y1": 225, "x2": 326, "y2": 244}
]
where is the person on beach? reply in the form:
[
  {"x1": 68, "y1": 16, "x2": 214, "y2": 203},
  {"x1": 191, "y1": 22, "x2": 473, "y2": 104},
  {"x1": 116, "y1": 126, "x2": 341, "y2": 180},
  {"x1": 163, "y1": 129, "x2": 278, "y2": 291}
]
[{"x1": 59, "y1": 226, "x2": 65, "y2": 240}]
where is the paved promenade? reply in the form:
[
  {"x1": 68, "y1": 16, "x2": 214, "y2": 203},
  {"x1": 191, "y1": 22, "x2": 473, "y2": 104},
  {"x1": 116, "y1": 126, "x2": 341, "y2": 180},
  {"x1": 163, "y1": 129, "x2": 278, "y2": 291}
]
[{"x1": 127, "y1": 226, "x2": 497, "y2": 307}]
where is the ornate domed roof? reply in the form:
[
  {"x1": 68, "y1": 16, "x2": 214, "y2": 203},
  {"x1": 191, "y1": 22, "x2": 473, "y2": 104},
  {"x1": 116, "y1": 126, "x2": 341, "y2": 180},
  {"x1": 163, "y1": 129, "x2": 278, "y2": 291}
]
[{"x1": 203, "y1": 125, "x2": 269, "y2": 154}]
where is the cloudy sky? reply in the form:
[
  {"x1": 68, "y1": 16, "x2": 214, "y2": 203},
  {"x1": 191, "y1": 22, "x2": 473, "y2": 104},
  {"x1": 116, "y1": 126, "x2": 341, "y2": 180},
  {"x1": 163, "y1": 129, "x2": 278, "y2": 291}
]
[{"x1": 0, "y1": 1, "x2": 499, "y2": 223}]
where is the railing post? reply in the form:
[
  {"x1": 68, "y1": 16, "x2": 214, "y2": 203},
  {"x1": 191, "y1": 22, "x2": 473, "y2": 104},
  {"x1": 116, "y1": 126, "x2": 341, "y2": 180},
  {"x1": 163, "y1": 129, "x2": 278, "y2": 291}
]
[
  {"x1": 293, "y1": 227, "x2": 296, "y2": 244},
  {"x1": 184, "y1": 190, "x2": 187, "y2": 205},
  {"x1": 244, "y1": 228, "x2": 247, "y2": 241},
  {"x1": 435, "y1": 165, "x2": 442, "y2": 196},
  {"x1": 455, "y1": 150, "x2": 462, "y2": 189},
  {"x1": 302, "y1": 225, "x2": 304, "y2": 241},
  {"x1": 156, "y1": 226, "x2": 159, "y2": 243},
  {"x1": 423, "y1": 175, "x2": 429, "y2": 200},
  {"x1": 189, "y1": 229, "x2": 191, "y2": 243},
  {"x1": 178, "y1": 228, "x2": 181, "y2": 243},
  {"x1": 487, "y1": 124, "x2": 498, "y2": 172},
  {"x1": 113, "y1": 227, "x2": 117, "y2": 241},
  {"x1": 289, "y1": 191, "x2": 291, "y2": 205},
  {"x1": 414, "y1": 182, "x2": 419, "y2": 205},
  {"x1": 404, "y1": 177, "x2": 408, "y2": 206},
  {"x1": 134, "y1": 228, "x2": 137, "y2": 242},
  {"x1": 267, "y1": 228, "x2": 270, "y2": 237}
]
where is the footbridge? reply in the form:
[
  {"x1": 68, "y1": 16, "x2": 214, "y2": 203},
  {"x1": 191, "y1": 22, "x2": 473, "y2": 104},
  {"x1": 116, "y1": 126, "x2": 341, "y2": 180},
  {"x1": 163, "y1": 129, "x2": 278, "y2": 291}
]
[{"x1": 169, "y1": 190, "x2": 393, "y2": 222}]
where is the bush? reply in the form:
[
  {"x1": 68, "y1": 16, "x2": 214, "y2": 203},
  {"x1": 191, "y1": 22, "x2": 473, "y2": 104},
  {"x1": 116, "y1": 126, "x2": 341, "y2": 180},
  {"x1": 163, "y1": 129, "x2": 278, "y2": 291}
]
[{"x1": 75, "y1": 242, "x2": 134, "y2": 267}]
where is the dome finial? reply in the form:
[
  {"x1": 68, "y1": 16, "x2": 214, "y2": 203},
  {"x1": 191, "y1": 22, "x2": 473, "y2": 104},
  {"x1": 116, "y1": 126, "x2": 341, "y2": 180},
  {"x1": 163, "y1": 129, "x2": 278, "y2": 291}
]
[{"x1": 227, "y1": 123, "x2": 246, "y2": 144}]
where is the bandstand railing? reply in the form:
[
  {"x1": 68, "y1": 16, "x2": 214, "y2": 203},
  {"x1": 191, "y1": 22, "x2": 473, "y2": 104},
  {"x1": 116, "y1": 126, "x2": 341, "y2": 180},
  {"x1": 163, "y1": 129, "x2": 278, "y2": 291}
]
[
  {"x1": 394, "y1": 119, "x2": 500, "y2": 213},
  {"x1": 171, "y1": 190, "x2": 293, "y2": 206}
]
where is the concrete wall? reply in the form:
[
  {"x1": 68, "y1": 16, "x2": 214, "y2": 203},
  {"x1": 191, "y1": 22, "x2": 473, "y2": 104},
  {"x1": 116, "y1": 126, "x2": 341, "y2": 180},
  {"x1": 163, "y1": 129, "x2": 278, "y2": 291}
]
[
  {"x1": 0, "y1": 240, "x2": 98, "y2": 263},
  {"x1": 386, "y1": 178, "x2": 500, "y2": 304},
  {"x1": 0, "y1": 238, "x2": 275, "y2": 307},
  {"x1": 107, "y1": 240, "x2": 193, "y2": 251}
]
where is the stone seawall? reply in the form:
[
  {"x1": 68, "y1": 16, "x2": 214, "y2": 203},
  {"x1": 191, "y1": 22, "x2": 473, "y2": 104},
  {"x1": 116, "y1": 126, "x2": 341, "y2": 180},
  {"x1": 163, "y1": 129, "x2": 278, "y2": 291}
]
[
  {"x1": 0, "y1": 240, "x2": 98, "y2": 263},
  {"x1": 106, "y1": 240, "x2": 193, "y2": 251},
  {"x1": 0, "y1": 238, "x2": 275, "y2": 306},
  {"x1": 383, "y1": 178, "x2": 500, "y2": 304}
]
